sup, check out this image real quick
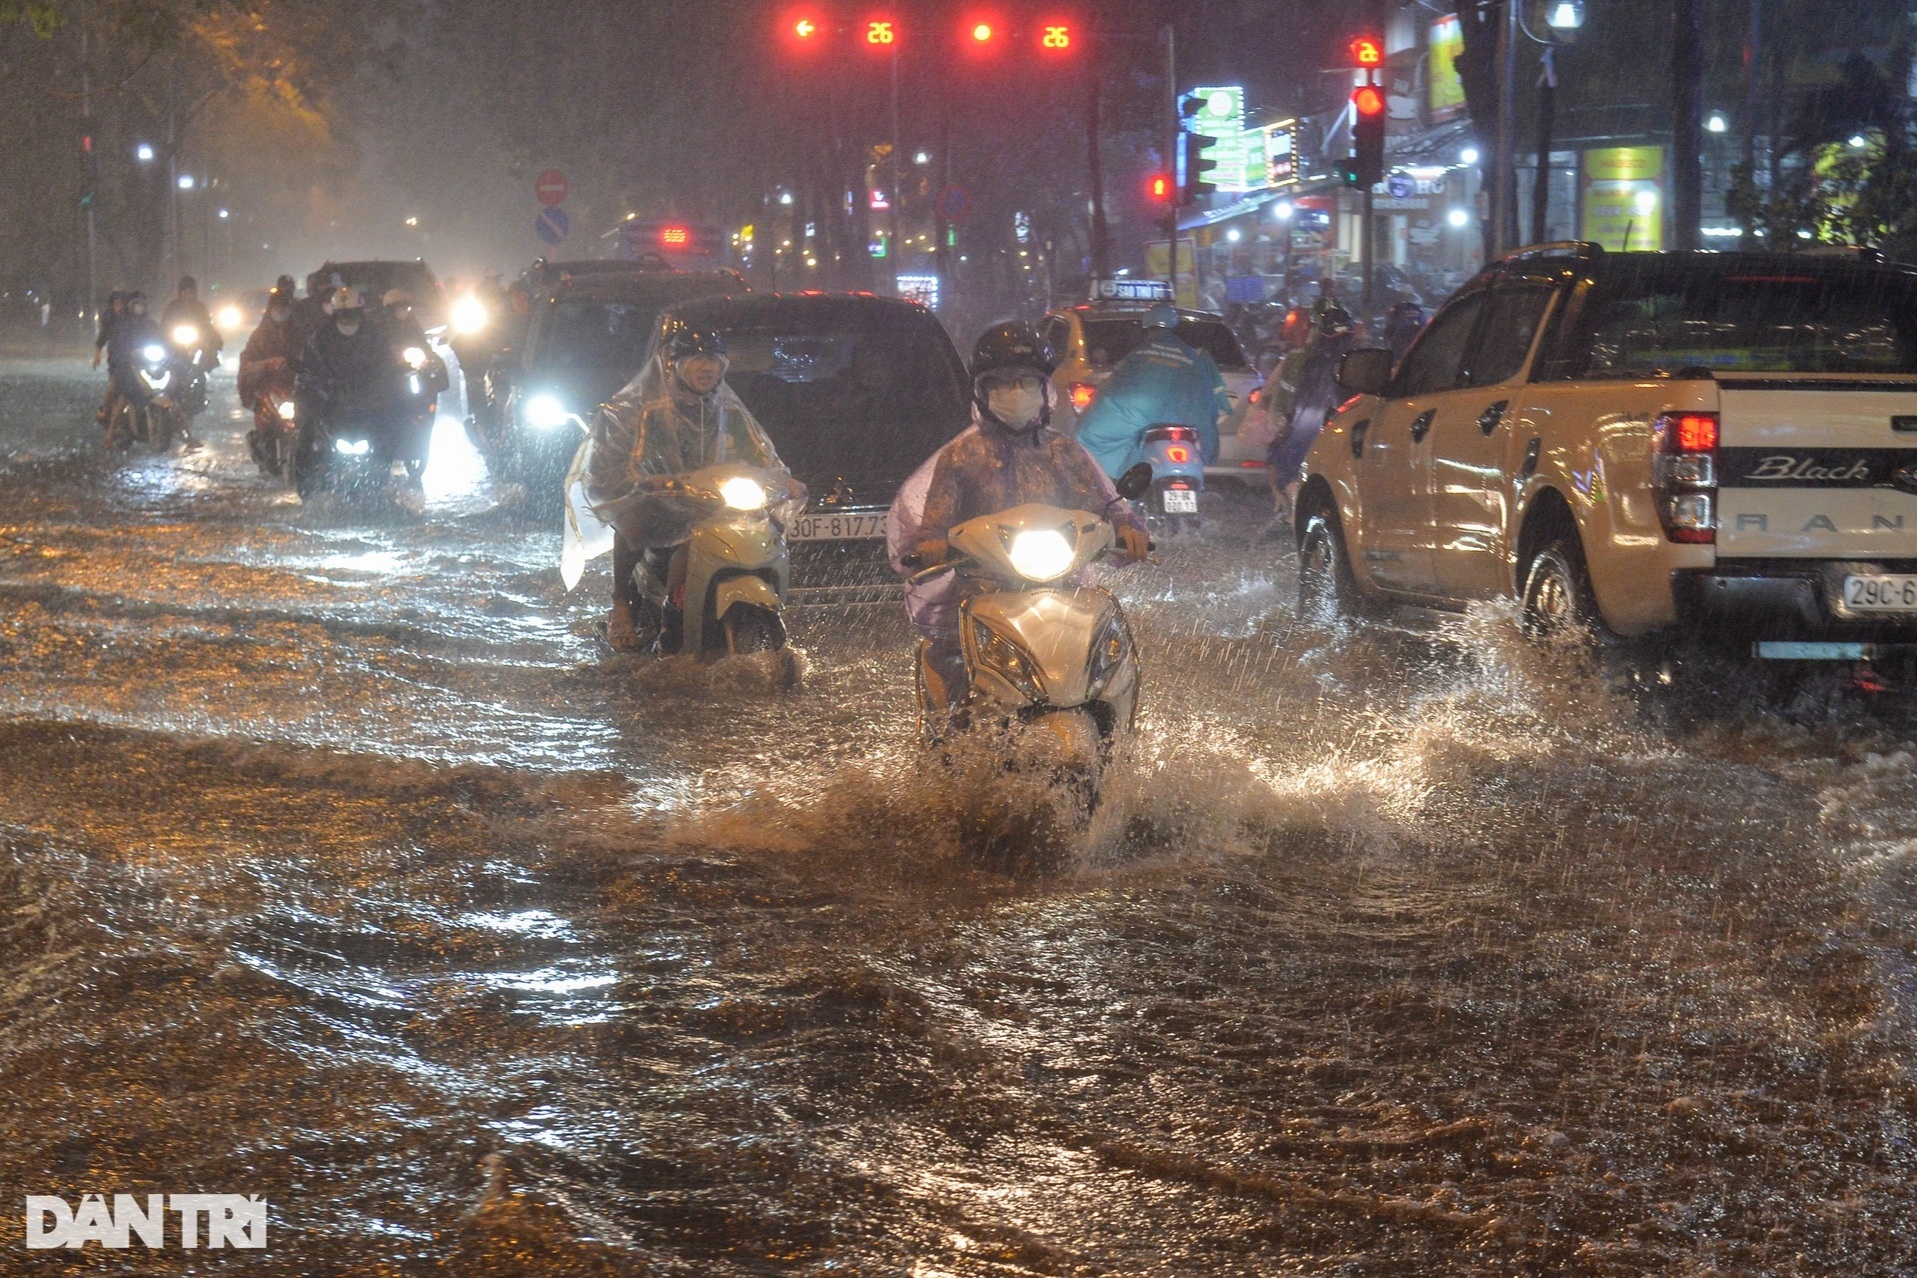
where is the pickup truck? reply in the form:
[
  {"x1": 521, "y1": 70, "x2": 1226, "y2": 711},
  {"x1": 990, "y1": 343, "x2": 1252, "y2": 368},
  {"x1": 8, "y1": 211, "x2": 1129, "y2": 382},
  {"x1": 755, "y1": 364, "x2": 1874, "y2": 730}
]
[{"x1": 1293, "y1": 243, "x2": 1917, "y2": 658}]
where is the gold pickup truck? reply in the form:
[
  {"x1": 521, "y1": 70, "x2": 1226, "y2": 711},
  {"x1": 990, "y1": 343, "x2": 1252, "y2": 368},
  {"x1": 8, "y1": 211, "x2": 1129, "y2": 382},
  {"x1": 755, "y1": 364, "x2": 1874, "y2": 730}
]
[{"x1": 1293, "y1": 244, "x2": 1917, "y2": 658}]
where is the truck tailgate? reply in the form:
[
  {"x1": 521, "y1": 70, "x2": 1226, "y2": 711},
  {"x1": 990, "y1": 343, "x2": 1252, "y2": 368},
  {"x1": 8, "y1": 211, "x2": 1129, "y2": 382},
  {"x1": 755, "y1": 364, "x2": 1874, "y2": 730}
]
[{"x1": 1716, "y1": 378, "x2": 1917, "y2": 558}]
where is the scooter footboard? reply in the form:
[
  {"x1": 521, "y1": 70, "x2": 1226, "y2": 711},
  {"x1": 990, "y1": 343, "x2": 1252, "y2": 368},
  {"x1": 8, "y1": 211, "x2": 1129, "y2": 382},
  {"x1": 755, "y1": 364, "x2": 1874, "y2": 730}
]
[{"x1": 712, "y1": 572, "x2": 781, "y2": 621}]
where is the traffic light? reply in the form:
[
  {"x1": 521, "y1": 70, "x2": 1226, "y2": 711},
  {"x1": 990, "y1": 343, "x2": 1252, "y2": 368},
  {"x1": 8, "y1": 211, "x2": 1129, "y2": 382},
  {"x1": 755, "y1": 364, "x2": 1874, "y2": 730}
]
[
  {"x1": 1348, "y1": 34, "x2": 1383, "y2": 68},
  {"x1": 1147, "y1": 172, "x2": 1174, "y2": 204},
  {"x1": 863, "y1": 16, "x2": 897, "y2": 47},
  {"x1": 1039, "y1": 20, "x2": 1074, "y2": 52},
  {"x1": 1351, "y1": 84, "x2": 1386, "y2": 188},
  {"x1": 1176, "y1": 93, "x2": 1217, "y2": 206}
]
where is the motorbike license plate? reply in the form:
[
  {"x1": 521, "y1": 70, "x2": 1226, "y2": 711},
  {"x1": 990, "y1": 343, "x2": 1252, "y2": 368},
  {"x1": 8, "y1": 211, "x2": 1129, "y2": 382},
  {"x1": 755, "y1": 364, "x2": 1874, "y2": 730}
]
[
  {"x1": 1161, "y1": 487, "x2": 1198, "y2": 514},
  {"x1": 789, "y1": 511, "x2": 888, "y2": 541},
  {"x1": 1842, "y1": 574, "x2": 1917, "y2": 612}
]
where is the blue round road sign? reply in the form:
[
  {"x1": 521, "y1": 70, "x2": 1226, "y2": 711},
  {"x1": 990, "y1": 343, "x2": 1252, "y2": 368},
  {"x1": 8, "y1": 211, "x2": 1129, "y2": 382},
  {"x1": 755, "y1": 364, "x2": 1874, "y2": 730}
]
[
  {"x1": 1386, "y1": 173, "x2": 1415, "y2": 199},
  {"x1": 535, "y1": 206, "x2": 571, "y2": 245},
  {"x1": 937, "y1": 185, "x2": 972, "y2": 223}
]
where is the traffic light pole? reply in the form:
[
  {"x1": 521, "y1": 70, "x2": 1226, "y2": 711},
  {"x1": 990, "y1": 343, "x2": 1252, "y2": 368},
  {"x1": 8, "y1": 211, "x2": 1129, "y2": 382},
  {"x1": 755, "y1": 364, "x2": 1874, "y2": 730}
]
[
  {"x1": 890, "y1": 45, "x2": 902, "y2": 294},
  {"x1": 1162, "y1": 23, "x2": 1177, "y2": 303}
]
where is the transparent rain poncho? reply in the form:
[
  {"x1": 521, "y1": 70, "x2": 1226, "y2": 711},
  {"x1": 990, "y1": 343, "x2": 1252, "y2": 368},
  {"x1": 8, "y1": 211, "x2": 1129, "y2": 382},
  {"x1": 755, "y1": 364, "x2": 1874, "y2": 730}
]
[{"x1": 563, "y1": 352, "x2": 802, "y2": 589}]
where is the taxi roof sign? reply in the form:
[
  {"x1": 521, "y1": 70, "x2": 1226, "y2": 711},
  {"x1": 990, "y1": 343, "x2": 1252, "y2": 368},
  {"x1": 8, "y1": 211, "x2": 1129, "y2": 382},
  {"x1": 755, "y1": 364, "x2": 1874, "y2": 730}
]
[{"x1": 1092, "y1": 278, "x2": 1172, "y2": 302}]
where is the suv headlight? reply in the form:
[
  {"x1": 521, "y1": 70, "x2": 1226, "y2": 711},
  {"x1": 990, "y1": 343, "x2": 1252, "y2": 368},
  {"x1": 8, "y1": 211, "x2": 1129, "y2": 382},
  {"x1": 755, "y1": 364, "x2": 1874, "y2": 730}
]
[{"x1": 971, "y1": 618, "x2": 1044, "y2": 701}]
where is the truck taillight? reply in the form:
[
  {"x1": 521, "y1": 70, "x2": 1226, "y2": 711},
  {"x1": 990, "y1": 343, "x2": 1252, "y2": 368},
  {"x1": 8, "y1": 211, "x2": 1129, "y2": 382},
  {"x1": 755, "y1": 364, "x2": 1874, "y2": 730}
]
[{"x1": 1653, "y1": 411, "x2": 1718, "y2": 545}]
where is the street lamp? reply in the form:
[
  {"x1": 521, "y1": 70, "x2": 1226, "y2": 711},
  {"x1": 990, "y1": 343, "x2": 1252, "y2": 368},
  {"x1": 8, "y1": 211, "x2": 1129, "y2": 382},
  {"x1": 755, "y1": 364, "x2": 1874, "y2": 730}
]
[
  {"x1": 135, "y1": 143, "x2": 155, "y2": 162},
  {"x1": 177, "y1": 173, "x2": 195, "y2": 190}
]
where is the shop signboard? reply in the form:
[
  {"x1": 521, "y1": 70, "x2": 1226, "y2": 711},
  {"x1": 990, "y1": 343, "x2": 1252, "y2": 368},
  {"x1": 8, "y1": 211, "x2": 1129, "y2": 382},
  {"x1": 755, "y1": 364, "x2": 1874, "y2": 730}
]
[
  {"x1": 1372, "y1": 171, "x2": 1447, "y2": 211},
  {"x1": 1580, "y1": 146, "x2": 1665, "y2": 251},
  {"x1": 1428, "y1": 15, "x2": 1466, "y2": 122},
  {"x1": 1144, "y1": 240, "x2": 1199, "y2": 308},
  {"x1": 1261, "y1": 123, "x2": 1296, "y2": 189},
  {"x1": 1191, "y1": 86, "x2": 1258, "y2": 193}
]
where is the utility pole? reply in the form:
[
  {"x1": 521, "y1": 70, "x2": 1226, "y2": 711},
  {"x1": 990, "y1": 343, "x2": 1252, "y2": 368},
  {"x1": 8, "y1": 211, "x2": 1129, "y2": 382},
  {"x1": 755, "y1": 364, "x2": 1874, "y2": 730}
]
[
  {"x1": 888, "y1": 43, "x2": 902, "y2": 294},
  {"x1": 1087, "y1": 34, "x2": 1111, "y2": 281},
  {"x1": 167, "y1": 61, "x2": 181, "y2": 286},
  {"x1": 1163, "y1": 22, "x2": 1178, "y2": 302},
  {"x1": 1740, "y1": 0, "x2": 1764, "y2": 250},
  {"x1": 1493, "y1": 0, "x2": 1518, "y2": 256},
  {"x1": 79, "y1": 22, "x2": 98, "y2": 328},
  {"x1": 1672, "y1": 0, "x2": 1706, "y2": 251}
]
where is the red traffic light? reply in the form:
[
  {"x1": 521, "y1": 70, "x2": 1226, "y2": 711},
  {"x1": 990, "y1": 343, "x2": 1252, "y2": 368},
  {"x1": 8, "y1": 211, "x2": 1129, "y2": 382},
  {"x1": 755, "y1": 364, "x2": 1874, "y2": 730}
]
[
  {"x1": 793, "y1": 15, "x2": 819, "y2": 39},
  {"x1": 1353, "y1": 85, "x2": 1385, "y2": 117},
  {"x1": 865, "y1": 18, "x2": 897, "y2": 45},
  {"x1": 1349, "y1": 34, "x2": 1383, "y2": 67},
  {"x1": 1040, "y1": 22, "x2": 1074, "y2": 51},
  {"x1": 1147, "y1": 172, "x2": 1173, "y2": 203},
  {"x1": 970, "y1": 21, "x2": 994, "y2": 41}
]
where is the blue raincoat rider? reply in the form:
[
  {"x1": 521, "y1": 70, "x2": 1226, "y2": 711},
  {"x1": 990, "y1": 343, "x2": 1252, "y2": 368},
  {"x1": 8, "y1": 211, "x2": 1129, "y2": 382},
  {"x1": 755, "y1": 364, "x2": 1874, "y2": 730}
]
[
  {"x1": 1073, "y1": 301, "x2": 1229, "y2": 479},
  {"x1": 889, "y1": 321, "x2": 1149, "y2": 721}
]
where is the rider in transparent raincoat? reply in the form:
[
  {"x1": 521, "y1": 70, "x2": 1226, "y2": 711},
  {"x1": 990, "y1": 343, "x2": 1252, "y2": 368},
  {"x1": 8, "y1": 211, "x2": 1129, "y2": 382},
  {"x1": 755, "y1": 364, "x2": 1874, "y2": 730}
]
[{"x1": 582, "y1": 326, "x2": 797, "y2": 651}]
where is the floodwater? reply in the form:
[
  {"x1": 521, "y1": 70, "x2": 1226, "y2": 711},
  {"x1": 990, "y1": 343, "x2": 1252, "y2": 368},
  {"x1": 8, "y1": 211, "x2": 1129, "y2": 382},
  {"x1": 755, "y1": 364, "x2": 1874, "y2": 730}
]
[{"x1": 2, "y1": 355, "x2": 1915, "y2": 1275}]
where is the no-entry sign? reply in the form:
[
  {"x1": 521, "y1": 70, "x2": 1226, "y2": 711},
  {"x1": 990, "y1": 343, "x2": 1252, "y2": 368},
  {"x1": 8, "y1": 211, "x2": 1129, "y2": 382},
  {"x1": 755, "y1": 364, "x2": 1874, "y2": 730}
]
[{"x1": 535, "y1": 169, "x2": 569, "y2": 207}]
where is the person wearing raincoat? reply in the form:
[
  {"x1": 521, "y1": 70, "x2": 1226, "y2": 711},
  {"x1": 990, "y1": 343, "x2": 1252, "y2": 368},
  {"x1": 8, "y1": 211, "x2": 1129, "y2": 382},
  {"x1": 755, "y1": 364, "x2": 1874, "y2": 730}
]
[
  {"x1": 888, "y1": 321, "x2": 1149, "y2": 721},
  {"x1": 1072, "y1": 301, "x2": 1229, "y2": 480},
  {"x1": 1262, "y1": 304, "x2": 1358, "y2": 536},
  {"x1": 582, "y1": 325, "x2": 790, "y2": 651}
]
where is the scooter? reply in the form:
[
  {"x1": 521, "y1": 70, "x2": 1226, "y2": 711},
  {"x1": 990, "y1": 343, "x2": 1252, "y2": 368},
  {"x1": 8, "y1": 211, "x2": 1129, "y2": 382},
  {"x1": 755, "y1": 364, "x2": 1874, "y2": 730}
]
[
  {"x1": 913, "y1": 462, "x2": 1153, "y2": 813},
  {"x1": 105, "y1": 342, "x2": 187, "y2": 452},
  {"x1": 243, "y1": 357, "x2": 298, "y2": 477},
  {"x1": 394, "y1": 343, "x2": 448, "y2": 481},
  {"x1": 165, "y1": 321, "x2": 215, "y2": 427},
  {"x1": 1140, "y1": 423, "x2": 1205, "y2": 534},
  {"x1": 603, "y1": 463, "x2": 804, "y2": 671}
]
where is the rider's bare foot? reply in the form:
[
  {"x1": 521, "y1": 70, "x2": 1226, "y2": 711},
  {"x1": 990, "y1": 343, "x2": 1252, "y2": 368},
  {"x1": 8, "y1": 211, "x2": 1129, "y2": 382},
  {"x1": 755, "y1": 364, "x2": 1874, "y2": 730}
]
[{"x1": 607, "y1": 600, "x2": 643, "y2": 652}]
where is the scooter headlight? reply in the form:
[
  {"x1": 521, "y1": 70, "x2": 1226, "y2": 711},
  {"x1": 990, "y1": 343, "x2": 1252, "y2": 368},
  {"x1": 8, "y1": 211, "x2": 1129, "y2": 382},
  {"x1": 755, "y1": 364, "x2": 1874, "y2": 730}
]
[
  {"x1": 333, "y1": 438, "x2": 372, "y2": 456},
  {"x1": 525, "y1": 394, "x2": 570, "y2": 432},
  {"x1": 971, "y1": 618, "x2": 1044, "y2": 701},
  {"x1": 171, "y1": 324, "x2": 200, "y2": 347},
  {"x1": 215, "y1": 305, "x2": 244, "y2": 330},
  {"x1": 141, "y1": 343, "x2": 167, "y2": 364},
  {"x1": 450, "y1": 296, "x2": 488, "y2": 336},
  {"x1": 402, "y1": 346, "x2": 428, "y2": 371},
  {"x1": 720, "y1": 476, "x2": 768, "y2": 511},
  {"x1": 277, "y1": 400, "x2": 297, "y2": 421},
  {"x1": 1007, "y1": 528, "x2": 1075, "y2": 582}
]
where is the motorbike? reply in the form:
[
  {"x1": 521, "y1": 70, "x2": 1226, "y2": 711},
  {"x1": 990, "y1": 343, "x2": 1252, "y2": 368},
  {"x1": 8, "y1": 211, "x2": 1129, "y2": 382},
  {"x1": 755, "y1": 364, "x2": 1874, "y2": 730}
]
[
  {"x1": 165, "y1": 321, "x2": 215, "y2": 427},
  {"x1": 393, "y1": 343, "x2": 448, "y2": 481},
  {"x1": 598, "y1": 463, "x2": 805, "y2": 673},
  {"x1": 242, "y1": 356, "x2": 299, "y2": 477},
  {"x1": 105, "y1": 341, "x2": 187, "y2": 452},
  {"x1": 1139, "y1": 423, "x2": 1205, "y2": 534},
  {"x1": 912, "y1": 463, "x2": 1153, "y2": 817}
]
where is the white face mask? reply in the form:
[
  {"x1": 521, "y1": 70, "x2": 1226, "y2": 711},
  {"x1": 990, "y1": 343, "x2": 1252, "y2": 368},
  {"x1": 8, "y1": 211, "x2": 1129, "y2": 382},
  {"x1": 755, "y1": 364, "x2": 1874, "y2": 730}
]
[{"x1": 987, "y1": 384, "x2": 1046, "y2": 431}]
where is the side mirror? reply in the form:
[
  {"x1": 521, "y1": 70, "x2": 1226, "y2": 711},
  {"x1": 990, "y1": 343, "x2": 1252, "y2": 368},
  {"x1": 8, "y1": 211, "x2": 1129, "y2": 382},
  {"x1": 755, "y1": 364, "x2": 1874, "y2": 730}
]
[
  {"x1": 1336, "y1": 348, "x2": 1395, "y2": 398},
  {"x1": 1115, "y1": 461, "x2": 1154, "y2": 501}
]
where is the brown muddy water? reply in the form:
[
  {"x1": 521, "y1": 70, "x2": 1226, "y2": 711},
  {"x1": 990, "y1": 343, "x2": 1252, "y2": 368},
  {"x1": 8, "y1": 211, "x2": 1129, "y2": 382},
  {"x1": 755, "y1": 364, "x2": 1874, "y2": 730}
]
[{"x1": 1, "y1": 357, "x2": 1915, "y2": 1275}]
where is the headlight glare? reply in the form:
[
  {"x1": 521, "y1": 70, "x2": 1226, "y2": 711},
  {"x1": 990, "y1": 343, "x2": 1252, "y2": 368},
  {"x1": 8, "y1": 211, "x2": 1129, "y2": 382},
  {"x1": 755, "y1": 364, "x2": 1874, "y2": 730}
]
[
  {"x1": 720, "y1": 476, "x2": 768, "y2": 510},
  {"x1": 333, "y1": 438, "x2": 372, "y2": 456},
  {"x1": 142, "y1": 343, "x2": 167, "y2": 363},
  {"x1": 1007, "y1": 528, "x2": 1076, "y2": 581},
  {"x1": 402, "y1": 346, "x2": 427, "y2": 370},
  {"x1": 525, "y1": 394, "x2": 570, "y2": 431},
  {"x1": 277, "y1": 400, "x2": 297, "y2": 420},
  {"x1": 171, "y1": 325, "x2": 199, "y2": 347},
  {"x1": 450, "y1": 296, "x2": 488, "y2": 335}
]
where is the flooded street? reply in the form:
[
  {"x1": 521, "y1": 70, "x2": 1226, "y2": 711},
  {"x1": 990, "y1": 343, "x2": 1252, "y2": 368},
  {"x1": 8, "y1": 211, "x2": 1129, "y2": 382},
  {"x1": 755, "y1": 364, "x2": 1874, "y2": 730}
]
[{"x1": 5, "y1": 357, "x2": 1917, "y2": 1275}]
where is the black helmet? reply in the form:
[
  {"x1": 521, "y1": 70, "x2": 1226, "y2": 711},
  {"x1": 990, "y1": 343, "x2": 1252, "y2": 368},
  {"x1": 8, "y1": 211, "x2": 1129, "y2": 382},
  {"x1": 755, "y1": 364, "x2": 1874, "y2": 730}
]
[
  {"x1": 969, "y1": 321, "x2": 1055, "y2": 380},
  {"x1": 177, "y1": 275, "x2": 198, "y2": 294},
  {"x1": 666, "y1": 326, "x2": 726, "y2": 362},
  {"x1": 1315, "y1": 305, "x2": 1357, "y2": 338}
]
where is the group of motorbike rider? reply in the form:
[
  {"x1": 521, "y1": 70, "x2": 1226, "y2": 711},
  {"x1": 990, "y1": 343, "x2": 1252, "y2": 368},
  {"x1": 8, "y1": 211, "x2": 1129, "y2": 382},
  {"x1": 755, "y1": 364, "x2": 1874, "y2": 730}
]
[{"x1": 92, "y1": 277, "x2": 224, "y2": 444}]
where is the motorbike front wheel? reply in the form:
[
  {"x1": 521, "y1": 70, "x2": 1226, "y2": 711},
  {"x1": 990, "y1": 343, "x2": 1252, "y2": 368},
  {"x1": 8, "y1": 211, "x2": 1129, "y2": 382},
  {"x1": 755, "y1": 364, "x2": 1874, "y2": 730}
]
[{"x1": 721, "y1": 606, "x2": 786, "y2": 656}]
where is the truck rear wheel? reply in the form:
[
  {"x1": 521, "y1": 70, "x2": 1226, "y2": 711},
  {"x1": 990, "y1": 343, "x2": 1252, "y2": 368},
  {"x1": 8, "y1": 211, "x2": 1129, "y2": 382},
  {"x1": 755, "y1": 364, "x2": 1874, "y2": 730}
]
[{"x1": 1520, "y1": 537, "x2": 1596, "y2": 638}]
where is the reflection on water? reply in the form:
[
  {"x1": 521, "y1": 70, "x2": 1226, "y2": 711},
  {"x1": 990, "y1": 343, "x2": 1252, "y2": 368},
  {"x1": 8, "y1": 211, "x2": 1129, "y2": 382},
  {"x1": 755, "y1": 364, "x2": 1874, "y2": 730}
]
[{"x1": 3, "y1": 361, "x2": 1917, "y2": 1274}]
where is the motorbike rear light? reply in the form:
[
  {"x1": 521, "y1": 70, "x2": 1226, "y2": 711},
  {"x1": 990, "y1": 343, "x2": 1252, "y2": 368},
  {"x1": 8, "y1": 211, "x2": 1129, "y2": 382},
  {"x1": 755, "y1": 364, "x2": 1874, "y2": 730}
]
[
  {"x1": 1070, "y1": 382, "x2": 1096, "y2": 412},
  {"x1": 1165, "y1": 445, "x2": 1192, "y2": 464},
  {"x1": 1653, "y1": 411, "x2": 1718, "y2": 545}
]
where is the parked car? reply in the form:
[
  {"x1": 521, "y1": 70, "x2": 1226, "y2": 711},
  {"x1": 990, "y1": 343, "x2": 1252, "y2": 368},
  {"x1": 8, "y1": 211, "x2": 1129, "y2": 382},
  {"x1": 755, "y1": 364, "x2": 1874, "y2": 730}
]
[
  {"x1": 1295, "y1": 243, "x2": 1917, "y2": 659},
  {"x1": 495, "y1": 269, "x2": 744, "y2": 497},
  {"x1": 1041, "y1": 298, "x2": 1266, "y2": 481},
  {"x1": 652, "y1": 293, "x2": 973, "y2": 595}
]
